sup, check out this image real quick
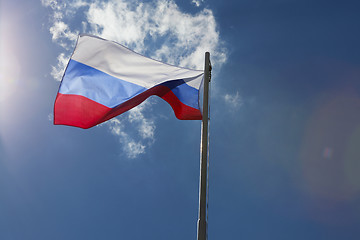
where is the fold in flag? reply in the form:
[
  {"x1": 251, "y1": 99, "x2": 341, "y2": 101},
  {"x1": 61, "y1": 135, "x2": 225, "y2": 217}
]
[{"x1": 54, "y1": 34, "x2": 204, "y2": 129}]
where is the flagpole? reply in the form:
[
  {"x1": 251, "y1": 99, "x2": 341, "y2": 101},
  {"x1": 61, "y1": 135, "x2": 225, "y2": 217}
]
[{"x1": 197, "y1": 52, "x2": 211, "y2": 240}]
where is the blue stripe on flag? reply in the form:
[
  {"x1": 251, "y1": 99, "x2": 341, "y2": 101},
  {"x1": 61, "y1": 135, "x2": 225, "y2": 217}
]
[
  {"x1": 59, "y1": 59, "x2": 200, "y2": 109},
  {"x1": 59, "y1": 59, "x2": 147, "y2": 108},
  {"x1": 160, "y1": 80, "x2": 200, "y2": 110}
]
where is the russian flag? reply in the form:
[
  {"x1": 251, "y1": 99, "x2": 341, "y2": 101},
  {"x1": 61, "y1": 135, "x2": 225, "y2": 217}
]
[{"x1": 54, "y1": 35, "x2": 204, "y2": 129}]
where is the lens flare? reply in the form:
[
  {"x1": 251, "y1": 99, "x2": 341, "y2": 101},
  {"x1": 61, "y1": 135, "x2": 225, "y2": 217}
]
[
  {"x1": 300, "y1": 88, "x2": 360, "y2": 224},
  {"x1": 322, "y1": 147, "x2": 333, "y2": 159}
]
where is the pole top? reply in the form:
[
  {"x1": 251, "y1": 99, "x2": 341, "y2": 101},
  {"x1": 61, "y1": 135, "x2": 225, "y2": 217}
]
[{"x1": 205, "y1": 52, "x2": 212, "y2": 82}]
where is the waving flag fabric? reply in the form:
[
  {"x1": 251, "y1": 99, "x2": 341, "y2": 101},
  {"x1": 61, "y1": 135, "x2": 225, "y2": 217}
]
[{"x1": 54, "y1": 35, "x2": 204, "y2": 129}]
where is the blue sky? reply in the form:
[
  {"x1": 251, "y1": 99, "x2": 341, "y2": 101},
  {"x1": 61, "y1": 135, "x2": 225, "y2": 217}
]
[{"x1": 1, "y1": 0, "x2": 360, "y2": 239}]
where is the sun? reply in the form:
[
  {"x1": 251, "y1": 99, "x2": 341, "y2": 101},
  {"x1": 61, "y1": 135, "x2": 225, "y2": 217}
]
[
  {"x1": 0, "y1": 54, "x2": 21, "y2": 104},
  {"x1": 0, "y1": 16, "x2": 23, "y2": 148},
  {"x1": 0, "y1": 12, "x2": 22, "y2": 105}
]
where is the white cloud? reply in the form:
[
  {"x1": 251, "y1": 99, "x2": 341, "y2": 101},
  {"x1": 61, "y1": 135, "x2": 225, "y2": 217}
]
[
  {"x1": 106, "y1": 117, "x2": 148, "y2": 159},
  {"x1": 192, "y1": 0, "x2": 204, "y2": 7},
  {"x1": 42, "y1": 0, "x2": 226, "y2": 69},
  {"x1": 84, "y1": 0, "x2": 226, "y2": 69},
  {"x1": 42, "y1": 0, "x2": 227, "y2": 158},
  {"x1": 128, "y1": 104, "x2": 156, "y2": 140},
  {"x1": 49, "y1": 21, "x2": 75, "y2": 41},
  {"x1": 41, "y1": 0, "x2": 60, "y2": 9},
  {"x1": 126, "y1": 141, "x2": 146, "y2": 159},
  {"x1": 224, "y1": 91, "x2": 243, "y2": 109},
  {"x1": 47, "y1": 113, "x2": 53, "y2": 122},
  {"x1": 51, "y1": 52, "x2": 69, "y2": 81}
]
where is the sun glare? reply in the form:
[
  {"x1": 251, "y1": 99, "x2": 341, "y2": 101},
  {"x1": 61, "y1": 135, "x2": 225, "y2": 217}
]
[
  {"x1": 0, "y1": 14, "x2": 23, "y2": 149},
  {"x1": 0, "y1": 50, "x2": 21, "y2": 104},
  {"x1": 1, "y1": 18, "x2": 22, "y2": 103}
]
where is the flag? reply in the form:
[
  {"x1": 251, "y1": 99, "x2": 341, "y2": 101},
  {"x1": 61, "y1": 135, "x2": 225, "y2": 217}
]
[{"x1": 54, "y1": 34, "x2": 204, "y2": 129}]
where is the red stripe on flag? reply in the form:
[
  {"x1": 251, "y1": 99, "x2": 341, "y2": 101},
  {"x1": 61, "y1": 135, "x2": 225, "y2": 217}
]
[
  {"x1": 54, "y1": 93, "x2": 111, "y2": 129},
  {"x1": 54, "y1": 85, "x2": 202, "y2": 129},
  {"x1": 156, "y1": 87, "x2": 202, "y2": 120}
]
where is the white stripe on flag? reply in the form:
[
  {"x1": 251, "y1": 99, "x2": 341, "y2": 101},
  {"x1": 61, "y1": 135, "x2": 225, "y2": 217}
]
[{"x1": 71, "y1": 34, "x2": 204, "y2": 90}]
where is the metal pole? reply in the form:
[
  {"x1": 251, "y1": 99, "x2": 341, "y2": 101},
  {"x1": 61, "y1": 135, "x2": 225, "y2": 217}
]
[{"x1": 197, "y1": 52, "x2": 211, "y2": 240}]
